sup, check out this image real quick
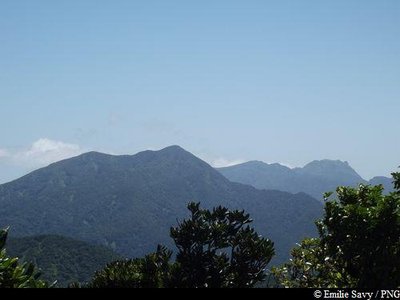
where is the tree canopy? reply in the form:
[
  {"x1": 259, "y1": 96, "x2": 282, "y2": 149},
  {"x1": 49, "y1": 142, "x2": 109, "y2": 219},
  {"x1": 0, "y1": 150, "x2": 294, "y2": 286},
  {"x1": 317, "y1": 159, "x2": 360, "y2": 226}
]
[
  {"x1": 169, "y1": 203, "x2": 275, "y2": 288},
  {"x1": 88, "y1": 245, "x2": 172, "y2": 288},
  {"x1": 0, "y1": 228, "x2": 49, "y2": 288},
  {"x1": 89, "y1": 203, "x2": 275, "y2": 288},
  {"x1": 273, "y1": 172, "x2": 400, "y2": 288}
]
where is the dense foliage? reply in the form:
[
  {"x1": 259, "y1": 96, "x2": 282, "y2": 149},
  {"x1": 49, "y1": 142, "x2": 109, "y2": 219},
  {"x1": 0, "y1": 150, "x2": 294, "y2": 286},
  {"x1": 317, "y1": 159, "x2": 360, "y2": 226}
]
[
  {"x1": 272, "y1": 238, "x2": 349, "y2": 288},
  {"x1": 88, "y1": 246, "x2": 172, "y2": 288},
  {"x1": 273, "y1": 172, "x2": 400, "y2": 288},
  {"x1": 0, "y1": 228, "x2": 49, "y2": 288},
  {"x1": 170, "y1": 203, "x2": 274, "y2": 288},
  {"x1": 7, "y1": 235, "x2": 119, "y2": 287},
  {"x1": 89, "y1": 203, "x2": 275, "y2": 288}
]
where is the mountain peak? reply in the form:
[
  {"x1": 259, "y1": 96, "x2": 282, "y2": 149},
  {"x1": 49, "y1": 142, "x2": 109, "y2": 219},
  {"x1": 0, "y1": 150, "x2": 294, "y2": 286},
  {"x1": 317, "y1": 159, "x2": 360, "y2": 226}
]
[
  {"x1": 136, "y1": 145, "x2": 201, "y2": 164},
  {"x1": 77, "y1": 151, "x2": 111, "y2": 159},
  {"x1": 218, "y1": 158, "x2": 367, "y2": 200},
  {"x1": 238, "y1": 160, "x2": 267, "y2": 167},
  {"x1": 302, "y1": 159, "x2": 355, "y2": 173},
  {"x1": 303, "y1": 159, "x2": 351, "y2": 170},
  {"x1": 220, "y1": 160, "x2": 289, "y2": 170},
  {"x1": 158, "y1": 145, "x2": 188, "y2": 153},
  {"x1": 300, "y1": 159, "x2": 363, "y2": 181}
]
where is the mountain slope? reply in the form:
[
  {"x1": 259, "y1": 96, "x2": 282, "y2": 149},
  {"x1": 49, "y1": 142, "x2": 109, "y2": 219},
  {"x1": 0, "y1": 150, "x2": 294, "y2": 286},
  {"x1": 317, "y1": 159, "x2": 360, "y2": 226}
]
[
  {"x1": 6, "y1": 235, "x2": 119, "y2": 286},
  {"x1": 369, "y1": 176, "x2": 395, "y2": 193},
  {"x1": 0, "y1": 146, "x2": 323, "y2": 265},
  {"x1": 218, "y1": 160, "x2": 393, "y2": 200}
]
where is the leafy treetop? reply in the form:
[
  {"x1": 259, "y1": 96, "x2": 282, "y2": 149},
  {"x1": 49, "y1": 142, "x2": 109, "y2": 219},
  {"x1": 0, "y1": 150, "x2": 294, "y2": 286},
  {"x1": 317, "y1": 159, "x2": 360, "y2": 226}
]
[
  {"x1": 89, "y1": 202, "x2": 275, "y2": 288},
  {"x1": 273, "y1": 171, "x2": 400, "y2": 288},
  {"x1": 0, "y1": 228, "x2": 50, "y2": 288}
]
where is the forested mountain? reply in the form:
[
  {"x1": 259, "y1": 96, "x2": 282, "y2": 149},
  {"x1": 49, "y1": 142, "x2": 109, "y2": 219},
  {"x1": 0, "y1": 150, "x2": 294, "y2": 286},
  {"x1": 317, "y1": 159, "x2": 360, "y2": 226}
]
[
  {"x1": 218, "y1": 160, "x2": 394, "y2": 200},
  {"x1": 6, "y1": 235, "x2": 119, "y2": 286},
  {"x1": 0, "y1": 146, "x2": 322, "y2": 265}
]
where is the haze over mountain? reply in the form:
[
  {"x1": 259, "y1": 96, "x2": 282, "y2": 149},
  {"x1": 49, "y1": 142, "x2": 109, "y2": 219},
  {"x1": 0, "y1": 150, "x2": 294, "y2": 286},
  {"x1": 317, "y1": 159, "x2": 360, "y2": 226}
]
[
  {"x1": 7, "y1": 235, "x2": 119, "y2": 286},
  {"x1": 218, "y1": 160, "x2": 394, "y2": 200},
  {"x1": 368, "y1": 176, "x2": 395, "y2": 193},
  {"x1": 0, "y1": 146, "x2": 322, "y2": 265}
]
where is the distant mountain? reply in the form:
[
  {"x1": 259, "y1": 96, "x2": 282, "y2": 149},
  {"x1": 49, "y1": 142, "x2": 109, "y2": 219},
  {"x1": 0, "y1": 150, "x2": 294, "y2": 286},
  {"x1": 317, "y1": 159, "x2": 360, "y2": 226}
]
[
  {"x1": 6, "y1": 235, "x2": 119, "y2": 286},
  {"x1": 218, "y1": 160, "x2": 394, "y2": 200},
  {"x1": 369, "y1": 176, "x2": 395, "y2": 193},
  {"x1": 0, "y1": 146, "x2": 322, "y2": 265}
]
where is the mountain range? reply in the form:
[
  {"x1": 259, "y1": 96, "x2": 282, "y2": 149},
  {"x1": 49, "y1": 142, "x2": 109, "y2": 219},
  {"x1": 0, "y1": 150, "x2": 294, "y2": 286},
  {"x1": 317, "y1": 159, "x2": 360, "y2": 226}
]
[
  {"x1": 0, "y1": 146, "x2": 322, "y2": 266},
  {"x1": 218, "y1": 160, "x2": 394, "y2": 200}
]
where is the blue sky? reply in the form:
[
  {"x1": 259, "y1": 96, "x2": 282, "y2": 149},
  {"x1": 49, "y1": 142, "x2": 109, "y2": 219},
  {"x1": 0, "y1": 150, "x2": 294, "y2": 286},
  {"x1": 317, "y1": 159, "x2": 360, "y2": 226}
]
[{"x1": 0, "y1": 0, "x2": 399, "y2": 183}]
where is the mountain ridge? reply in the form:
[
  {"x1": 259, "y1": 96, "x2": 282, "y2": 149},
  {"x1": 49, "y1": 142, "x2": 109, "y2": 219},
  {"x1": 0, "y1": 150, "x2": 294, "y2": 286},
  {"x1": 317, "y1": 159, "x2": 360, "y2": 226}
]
[
  {"x1": 0, "y1": 146, "x2": 323, "y2": 265},
  {"x1": 218, "y1": 159, "x2": 394, "y2": 200}
]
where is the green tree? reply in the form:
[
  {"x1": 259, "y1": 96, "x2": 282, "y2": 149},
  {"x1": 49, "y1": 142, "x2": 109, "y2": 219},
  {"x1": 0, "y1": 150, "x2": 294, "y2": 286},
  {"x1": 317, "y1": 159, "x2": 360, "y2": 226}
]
[
  {"x1": 272, "y1": 238, "x2": 353, "y2": 288},
  {"x1": 89, "y1": 203, "x2": 275, "y2": 288},
  {"x1": 88, "y1": 245, "x2": 172, "y2": 288},
  {"x1": 0, "y1": 228, "x2": 49, "y2": 288},
  {"x1": 169, "y1": 203, "x2": 275, "y2": 288},
  {"x1": 273, "y1": 172, "x2": 400, "y2": 288}
]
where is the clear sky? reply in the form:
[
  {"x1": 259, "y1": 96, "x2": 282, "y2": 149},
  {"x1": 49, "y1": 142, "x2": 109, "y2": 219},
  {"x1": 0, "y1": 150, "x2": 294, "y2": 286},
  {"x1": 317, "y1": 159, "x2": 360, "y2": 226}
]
[{"x1": 1, "y1": 0, "x2": 399, "y2": 183}]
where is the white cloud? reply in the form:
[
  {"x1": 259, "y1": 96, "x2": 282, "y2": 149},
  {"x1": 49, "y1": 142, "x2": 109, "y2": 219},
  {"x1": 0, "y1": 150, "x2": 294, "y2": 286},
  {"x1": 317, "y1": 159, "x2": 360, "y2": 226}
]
[
  {"x1": 2, "y1": 138, "x2": 84, "y2": 169},
  {"x1": 0, "y1": 149, "x2": 9, "y2": 158},
  {"x1": 209, "y1": 158, "x2": 246, "y2": 168}
]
